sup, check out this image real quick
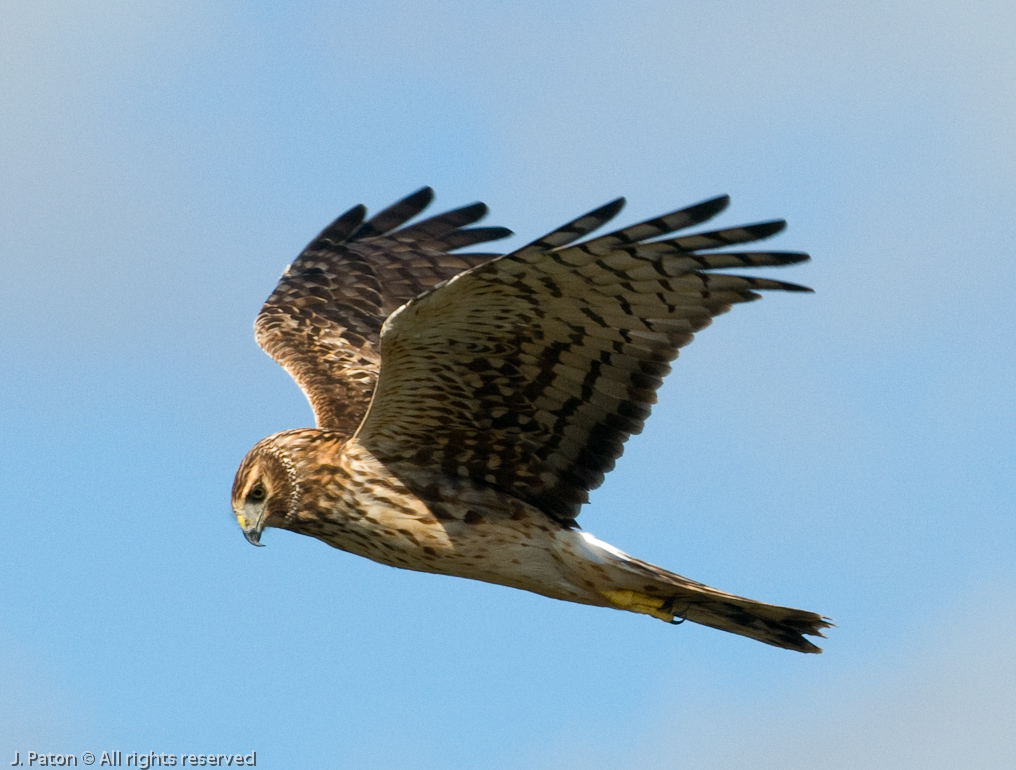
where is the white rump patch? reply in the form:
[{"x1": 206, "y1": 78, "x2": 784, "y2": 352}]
[{"x1": 571, "y1": 530, "x2": 631, "y2": 564}]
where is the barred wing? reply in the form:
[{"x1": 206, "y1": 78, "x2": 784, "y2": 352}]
[
  {"x1": 254, "y1": 188, "x2": 512, "y2": 433},
  {"x1": 356, "y1": 196, "x2": 810, "y2": 522}
]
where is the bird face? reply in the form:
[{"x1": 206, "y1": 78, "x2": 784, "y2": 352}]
[
  {"x1": 231, "y1": 444, "x2": 298, "y2": 546},
  {"x1": 233, "y1": 470, "x2": 270, "y2": 546}
]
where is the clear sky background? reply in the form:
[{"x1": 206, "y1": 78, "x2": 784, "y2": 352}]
[{"x1": 2, "y1": 2, "x2": 1014, "y2": 767}]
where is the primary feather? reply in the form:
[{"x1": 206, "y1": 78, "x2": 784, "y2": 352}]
[{"x1": 233, "y1": 187, "x2": 829, "y2": 653}]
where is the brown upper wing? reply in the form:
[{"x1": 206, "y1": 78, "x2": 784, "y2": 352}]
[
  {"x1": 355, "y1": 195, "x2": 811, "y2": 523},
  {"x1": 254, "y1": 188, "x2": 513, "y2": 433}
]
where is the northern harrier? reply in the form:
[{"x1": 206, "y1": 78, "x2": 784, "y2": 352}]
[{"x1": 232, "y1": 187, "x2": 829, "y2": 652}]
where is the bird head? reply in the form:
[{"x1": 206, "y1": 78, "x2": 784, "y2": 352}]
[{"x1": 231, "y1": 436, "x2": 301, "y2": 546}]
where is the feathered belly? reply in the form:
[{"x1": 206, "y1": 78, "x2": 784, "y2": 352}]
[{"x1": 288, "y1": 465, "x2": 603, "y2": 605}]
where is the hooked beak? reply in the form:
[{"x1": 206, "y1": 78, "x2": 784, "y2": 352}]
[{"x1": 236, "y1": 511, "x2": 266, "y2": 547}]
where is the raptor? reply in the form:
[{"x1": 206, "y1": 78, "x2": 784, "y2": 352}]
[{"x1": 232, "y1": 187, "x2": 829, "y2": 652}]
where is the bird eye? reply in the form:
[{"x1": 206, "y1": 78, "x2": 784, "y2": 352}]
[{"x1": 248, "y1": 483, "x2": 267, "y2": 502}]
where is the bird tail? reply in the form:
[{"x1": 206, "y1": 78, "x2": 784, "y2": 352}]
[{"x1": 573, "y1": 532, "x2": 830, "y2": 653}]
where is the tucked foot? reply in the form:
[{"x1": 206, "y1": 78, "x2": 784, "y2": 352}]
[{"x1": 600, "y1": 589, "x2": 679, "y2": 622}]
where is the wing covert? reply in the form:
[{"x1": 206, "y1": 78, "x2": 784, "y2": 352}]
[
  {"x1": 254, "y1": 188, "x2": 513, "y2": 433},
  {"x1": 356, "y1": 196, "x2": 810, "y2": 522}
]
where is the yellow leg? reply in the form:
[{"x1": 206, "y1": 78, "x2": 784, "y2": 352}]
[{"x1": 600, "y1": 590, "x2": 675, "y2": 622}]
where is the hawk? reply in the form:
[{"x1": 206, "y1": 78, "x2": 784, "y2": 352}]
[{"x1": 232, "y1": 187, "x2": 829, "y2": 652}]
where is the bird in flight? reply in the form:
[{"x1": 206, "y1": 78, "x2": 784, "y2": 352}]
[{"x1": 232, "y1": 187, "x2": 829, "y2": 652}]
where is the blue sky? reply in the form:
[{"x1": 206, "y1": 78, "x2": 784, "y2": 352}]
[{"x1": 2, "y1": 1, "x2": 1014, "y2": 767}]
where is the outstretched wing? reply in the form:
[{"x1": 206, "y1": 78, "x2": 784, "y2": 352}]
[
  {"x1": 253, "y1": 188, "x2": 513, "y2": 433},
  {"x1": 356, "y1": 195, "x2": 810, "y2": 523}
]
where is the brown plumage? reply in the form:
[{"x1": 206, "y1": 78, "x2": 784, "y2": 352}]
[{"x1": 232, "y1": 187, "x2": 830, "y2": 653}]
